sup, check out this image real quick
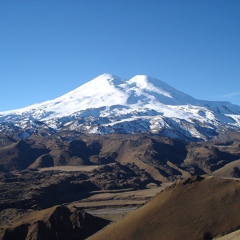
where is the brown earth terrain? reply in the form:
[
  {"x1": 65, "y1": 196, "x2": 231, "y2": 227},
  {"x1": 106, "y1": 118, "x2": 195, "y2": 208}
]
[
  {"x1": 217, "y1": 229, "x2": 240, "y2": 240},
  {"x1": 0, "y1": 167, "x2": 166, "y2": 239},
  {"x1": 1, "y1": 132, "x2": 240, "y2": 182},
  {"x1": 0, "y1": 132, "x2": 240, "y2": 239},
  {"x1": 0, "y1": 205, "x2": 110, "y2": 240},
  {"x1": 89, "y1": 176, "x2": 240, "y2": 240}
]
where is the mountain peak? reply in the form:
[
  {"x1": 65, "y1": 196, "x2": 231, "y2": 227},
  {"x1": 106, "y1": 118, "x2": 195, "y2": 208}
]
[
  {"x1": 128, "y1": 75, "x2": 173, "y2": 98},
  {"x1": 129, "y1": 75, "x2": 152, "y2": 88},
  {"x1": 98, "y1": 73, "x2": 121, "y2": 80},
  {"x1": 0, "y1": 73, "x2": 240, "y2": 141}
]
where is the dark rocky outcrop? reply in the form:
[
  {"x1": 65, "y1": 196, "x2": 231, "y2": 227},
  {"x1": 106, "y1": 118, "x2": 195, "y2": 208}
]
[{"x1": 2, "y1": 205, "x2": 110, "y2": 240}]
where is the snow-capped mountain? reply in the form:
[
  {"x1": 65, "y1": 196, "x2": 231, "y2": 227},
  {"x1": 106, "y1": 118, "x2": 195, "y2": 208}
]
[{"x1": 1, "y1": 73, "x2": 240, "y2": 141}]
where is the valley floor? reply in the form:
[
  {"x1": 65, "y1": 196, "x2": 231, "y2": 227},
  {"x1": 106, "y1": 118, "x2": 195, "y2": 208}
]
[{"x1": 68, "y1": 183, "x2": 171, "y2": 222}]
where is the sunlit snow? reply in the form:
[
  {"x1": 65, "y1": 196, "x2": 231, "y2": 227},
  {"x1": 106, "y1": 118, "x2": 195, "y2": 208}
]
[{"x1": 0, "y1": 73, "x2": 240, "y2": 140}]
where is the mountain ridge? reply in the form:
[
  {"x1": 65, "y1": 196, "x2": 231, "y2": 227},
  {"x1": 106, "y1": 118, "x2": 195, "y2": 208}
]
[{"x1": 0, "y1": 73, "x2": 240, "y2": 141}]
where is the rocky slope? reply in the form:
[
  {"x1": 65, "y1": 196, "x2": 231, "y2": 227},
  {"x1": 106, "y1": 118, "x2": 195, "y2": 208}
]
[
  {"x1": 0, "y1": 133, "x2": 240, "y2": 181},
  {"x1": 1, "y1": 205, "x2": 110, "y2": 240},
  {"x1": 0, "y1": 163, "x2": 158, "y2": 212}
]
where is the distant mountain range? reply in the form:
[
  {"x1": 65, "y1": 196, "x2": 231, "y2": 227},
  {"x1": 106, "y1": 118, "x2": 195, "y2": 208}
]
[{"x1": 0, "y1": 73, "x2": 240, "y2": 141}]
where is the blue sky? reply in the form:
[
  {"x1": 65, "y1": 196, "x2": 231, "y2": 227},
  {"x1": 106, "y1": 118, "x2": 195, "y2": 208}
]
[{"x1": 0, "y1": 0, "x2": 240, "y2": 111}]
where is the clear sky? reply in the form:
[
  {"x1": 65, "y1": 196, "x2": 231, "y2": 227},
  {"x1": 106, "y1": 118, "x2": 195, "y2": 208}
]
[{"x1": 0, "y1": 0, "x2": 240, "y2": 111}]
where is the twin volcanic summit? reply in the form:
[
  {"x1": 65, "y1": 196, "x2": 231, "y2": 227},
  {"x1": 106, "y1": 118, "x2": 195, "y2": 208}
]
[{"x1": 0, "y1": 73, "x2": 240, "y2": 141}]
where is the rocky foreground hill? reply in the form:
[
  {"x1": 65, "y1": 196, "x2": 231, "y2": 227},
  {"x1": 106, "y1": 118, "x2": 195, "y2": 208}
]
[
  {"x1": 1, "y1": 205, "x2": 110, "y2": 240},
  {"x1": 89, "y1": 176, "x2": 240, "y2": 240}
]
